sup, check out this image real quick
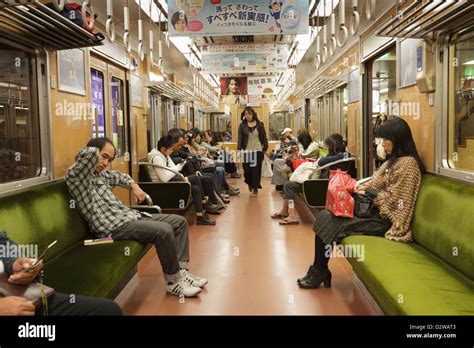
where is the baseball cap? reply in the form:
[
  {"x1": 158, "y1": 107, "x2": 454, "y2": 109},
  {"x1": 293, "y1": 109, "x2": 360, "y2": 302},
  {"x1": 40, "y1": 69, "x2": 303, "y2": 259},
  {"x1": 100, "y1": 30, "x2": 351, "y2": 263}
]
[{"x1": 281, "y1": 128, "x2": 292, "y2": 135}]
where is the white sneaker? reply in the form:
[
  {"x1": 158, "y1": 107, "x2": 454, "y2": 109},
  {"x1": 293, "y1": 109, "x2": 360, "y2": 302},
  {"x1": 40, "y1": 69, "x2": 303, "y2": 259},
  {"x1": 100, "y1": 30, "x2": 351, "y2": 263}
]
[
  {"x1": 180, "y1": 269, "x2": 208, "y2": 288},
  {"x1": 166, "y1": 278, "x2": 201, "y2": 297}
]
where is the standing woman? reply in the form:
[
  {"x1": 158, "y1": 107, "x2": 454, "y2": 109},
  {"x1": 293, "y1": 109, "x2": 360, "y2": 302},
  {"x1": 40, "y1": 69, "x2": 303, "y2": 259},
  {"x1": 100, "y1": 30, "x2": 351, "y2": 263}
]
[{"x1": 238, "y1": 107, "x2": 269, "y2": 197}]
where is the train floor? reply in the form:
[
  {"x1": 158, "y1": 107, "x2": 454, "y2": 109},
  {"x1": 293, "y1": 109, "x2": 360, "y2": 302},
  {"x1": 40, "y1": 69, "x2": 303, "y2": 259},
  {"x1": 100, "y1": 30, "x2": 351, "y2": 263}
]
[{"x1": 122, "y1": 176, "x2": 377, "y2": 315}]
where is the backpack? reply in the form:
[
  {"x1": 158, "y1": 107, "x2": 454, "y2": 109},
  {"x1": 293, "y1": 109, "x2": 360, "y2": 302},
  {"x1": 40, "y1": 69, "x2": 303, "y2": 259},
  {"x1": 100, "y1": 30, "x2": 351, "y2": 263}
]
[{"x1": 46, "y1": 2, "x2": 96, "y2": 33}]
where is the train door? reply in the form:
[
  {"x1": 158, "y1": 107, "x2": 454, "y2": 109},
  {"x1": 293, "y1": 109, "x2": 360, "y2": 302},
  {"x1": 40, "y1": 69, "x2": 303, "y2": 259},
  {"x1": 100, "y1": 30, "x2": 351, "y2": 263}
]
[
  {"x1": 365, "y1": 46, "x2": 397, "y2": 175},
  {"x1": 90, "y1": 55, "x2": 131, "y2": 204}
]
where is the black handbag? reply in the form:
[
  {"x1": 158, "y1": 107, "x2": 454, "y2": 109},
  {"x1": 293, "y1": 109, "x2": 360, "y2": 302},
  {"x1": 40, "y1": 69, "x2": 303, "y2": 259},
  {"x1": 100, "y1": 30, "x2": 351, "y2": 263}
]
[{"x1": 354, "y1": 193, "x2": 378, "y2": 218}]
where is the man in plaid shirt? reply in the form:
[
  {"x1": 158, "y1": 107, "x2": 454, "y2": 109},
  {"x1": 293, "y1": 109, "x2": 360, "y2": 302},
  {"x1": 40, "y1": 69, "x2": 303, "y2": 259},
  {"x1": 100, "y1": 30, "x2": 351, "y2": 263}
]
[{"x1": 66, "y1": 137, "x2": 207, "y2": 298}]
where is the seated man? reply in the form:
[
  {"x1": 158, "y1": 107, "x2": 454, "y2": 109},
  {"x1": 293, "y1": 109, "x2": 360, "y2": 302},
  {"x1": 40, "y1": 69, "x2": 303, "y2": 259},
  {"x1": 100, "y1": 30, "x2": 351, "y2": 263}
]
[
  {"x1": 0, "y1": 231, "x2": 122, "y2": 315},
  {"x1": 148, "y1": 136, "x2": 216, "y2": 225},
  {"x1": 66, "y1": 137, "x2": 206, "y2": 298}
]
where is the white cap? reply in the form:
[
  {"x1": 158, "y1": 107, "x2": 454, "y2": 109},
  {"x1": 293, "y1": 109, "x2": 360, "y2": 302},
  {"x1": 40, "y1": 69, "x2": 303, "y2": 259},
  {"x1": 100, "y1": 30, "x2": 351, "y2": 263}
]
[{"x1": 281, "y1": 128, "x2": 292, "y2": 135}]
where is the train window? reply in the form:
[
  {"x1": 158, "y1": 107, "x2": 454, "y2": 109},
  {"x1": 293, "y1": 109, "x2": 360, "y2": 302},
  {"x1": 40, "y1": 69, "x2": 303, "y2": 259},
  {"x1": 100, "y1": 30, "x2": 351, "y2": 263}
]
[
  {"x1": 341, "y1": 86, "x2": 349, "y2": 141},
  {"x1": 110, "y1": 76, "x2": 126, "y2": 158},
  {"x1": 269, "y1": 111, "x2": 290, "y2": 140},
  {"x1": 90, "y1": 68, "x2": 105, "y2": 138},
  {"x1": 316, "y1": 98, "x2": 324, "y2": 145},
  {"x1": 0, "y1": 47, "x2": 41, "y2": 184},
  {"x1": 447, "y1": 35, "x2": 474, "y2": 173}
]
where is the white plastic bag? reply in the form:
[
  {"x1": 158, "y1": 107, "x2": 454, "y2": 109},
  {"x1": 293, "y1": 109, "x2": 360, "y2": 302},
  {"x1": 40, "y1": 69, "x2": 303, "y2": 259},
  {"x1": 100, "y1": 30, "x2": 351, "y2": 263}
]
[
  {"x1": 375, "y1": 137, "x2": 386, "y2": 160},
  {"x1": 261, "y1": 154, "x2": 273, "y2": 178},
  {"x1": 289, "y1": 161, "x2": 318, "y2": 183}
]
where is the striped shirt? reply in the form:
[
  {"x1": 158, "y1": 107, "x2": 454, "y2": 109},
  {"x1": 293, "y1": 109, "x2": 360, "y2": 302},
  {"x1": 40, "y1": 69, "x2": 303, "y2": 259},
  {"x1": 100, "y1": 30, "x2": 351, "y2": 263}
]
[{"x1": 65, "y1": 147, "x2": 141, "y2": 236}]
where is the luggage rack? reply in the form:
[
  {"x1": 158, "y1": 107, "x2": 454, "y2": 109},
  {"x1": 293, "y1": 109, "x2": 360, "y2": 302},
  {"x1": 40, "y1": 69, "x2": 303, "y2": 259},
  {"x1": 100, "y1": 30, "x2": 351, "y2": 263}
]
[
  {"x1": 376, "y1": 0, "x2": 474, "y2": 39},
  {"x1": 147, "y1": 81, "x2": 200, "y2": 103},
  {"x1": 0, "y1": 1, "x2": 104, "y2": 50}
]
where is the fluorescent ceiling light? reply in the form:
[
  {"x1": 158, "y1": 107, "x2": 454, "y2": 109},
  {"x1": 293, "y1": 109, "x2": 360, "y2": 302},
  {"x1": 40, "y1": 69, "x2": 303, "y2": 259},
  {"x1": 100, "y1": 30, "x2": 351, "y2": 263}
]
[{"x1": 463, "y1": 60, "x2": 474, "y2": 65}]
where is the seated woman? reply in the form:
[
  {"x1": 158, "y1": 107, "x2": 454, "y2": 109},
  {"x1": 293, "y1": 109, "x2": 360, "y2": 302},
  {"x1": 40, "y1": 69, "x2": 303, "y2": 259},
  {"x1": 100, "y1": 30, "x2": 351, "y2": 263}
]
[
  {"x1": 185, "y1": 129, "x2": 235, "y2": 200},
  {"x1": 272, "y1": 133, "x2": 350, "y2": 225},
  {"x1": 201, "y1": 130, "x2": 241, "y2": 183},
  {"x1": 298, "y1": 117, "x2": 424, "y2": 289},
  {"x1": 296, "y1": 132, "x2": 319, "y2": 161},
  {"x1": 148, "y1": 136, "x2": 216, "y2": 225},
  {"x1": 271, "y1": 135, "x2": 298, "y2": 191},
  {"x1": 168, "y1": 129, "x2": 228, "y2": 209}
]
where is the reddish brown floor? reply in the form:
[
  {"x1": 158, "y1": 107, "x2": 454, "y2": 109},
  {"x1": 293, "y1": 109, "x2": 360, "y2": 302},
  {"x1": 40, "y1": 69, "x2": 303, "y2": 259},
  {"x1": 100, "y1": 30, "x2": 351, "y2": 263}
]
[{"x1": 122, "y1": 176, "x2": 377, "y2": 315}]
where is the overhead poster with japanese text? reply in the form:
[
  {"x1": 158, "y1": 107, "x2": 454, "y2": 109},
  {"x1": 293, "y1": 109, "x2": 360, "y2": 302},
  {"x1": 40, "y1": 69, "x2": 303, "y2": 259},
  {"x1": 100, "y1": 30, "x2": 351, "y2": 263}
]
[
  {"x1": 247, "y1": 75, "x2": 277, "y2": 95},
  {"x1": 168, "y1": 0, "x2": 309, "y2": 37},
  {"x1": 202, "y1": 44, "x2": 288, "y2": 73}
]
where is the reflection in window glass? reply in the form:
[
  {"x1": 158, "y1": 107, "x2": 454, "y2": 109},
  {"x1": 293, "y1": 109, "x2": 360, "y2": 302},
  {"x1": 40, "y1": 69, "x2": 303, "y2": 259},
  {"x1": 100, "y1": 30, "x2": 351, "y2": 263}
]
[
  {"x1": 341, "y1": 86, "x2": 349, "y2": 141},
  {"x1": 111, "y1": 76, "x2": 126, "y2": 157},
  {"x1": 269, "y1": 111, "x2": 290, "y2": 141},
  {"x1": 448, "y1": 37, "x2": 474, "y2": 172},
  {"x1": 0, "y1": 46, "x2": 41, "y2": 184},
  {"x1": 316, "y1": 98, "x2": 324, "y2": 145},
  {"x1": 90, "y1": 68, "x2": 105, "y2": 138}
]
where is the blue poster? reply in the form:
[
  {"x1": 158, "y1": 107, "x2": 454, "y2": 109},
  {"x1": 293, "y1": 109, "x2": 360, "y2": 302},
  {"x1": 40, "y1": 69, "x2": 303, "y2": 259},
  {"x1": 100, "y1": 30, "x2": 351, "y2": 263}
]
[{"x1": 168, "y1": 0, "x2": 309, "y2": 37}]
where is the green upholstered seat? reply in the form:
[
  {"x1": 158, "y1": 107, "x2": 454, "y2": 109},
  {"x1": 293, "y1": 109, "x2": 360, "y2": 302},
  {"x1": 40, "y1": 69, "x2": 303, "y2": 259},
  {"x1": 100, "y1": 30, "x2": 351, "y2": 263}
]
[
  {"x1": 341, "y1": 174, "x2": 474, "y2": 315},
  {"x1": 0, "y1": 180, "x2": 151, "y2": 298},
  {"x1": 342, "y1": 236, "x2": 474, "y2": 315},
  {"x1": 318, "y1": 147, "x2": 329, "y2": 158}
]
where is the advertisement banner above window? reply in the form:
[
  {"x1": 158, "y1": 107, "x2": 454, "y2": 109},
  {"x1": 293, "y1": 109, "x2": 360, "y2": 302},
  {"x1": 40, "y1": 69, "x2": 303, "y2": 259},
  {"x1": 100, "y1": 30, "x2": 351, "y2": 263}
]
[
  {"x1": 202, "y1": 44, "x2": 288, "y2": 73},
  {"x1": 248, "y1": 75, "x2": 276, "y2": 95},
  {"x1": 168, "y1": 0, "x2": 309, "y2": 37}
]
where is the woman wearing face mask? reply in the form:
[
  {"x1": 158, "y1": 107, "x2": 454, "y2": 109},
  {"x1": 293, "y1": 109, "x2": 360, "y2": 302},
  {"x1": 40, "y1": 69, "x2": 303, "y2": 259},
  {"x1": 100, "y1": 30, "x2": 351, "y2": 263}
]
[
  {"x1": 298, "y1": 117, "x2": 425, "y2": 289},
  {"x1": 237, "y1": 107, "x2": 269, "y2": 197}
]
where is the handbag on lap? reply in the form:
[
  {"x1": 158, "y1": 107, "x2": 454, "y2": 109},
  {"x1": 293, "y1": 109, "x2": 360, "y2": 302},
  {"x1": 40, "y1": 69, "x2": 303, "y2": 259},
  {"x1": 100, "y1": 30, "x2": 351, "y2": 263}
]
[{"x1": 0, "y1": 273, "x2": 55, "y2": 311}]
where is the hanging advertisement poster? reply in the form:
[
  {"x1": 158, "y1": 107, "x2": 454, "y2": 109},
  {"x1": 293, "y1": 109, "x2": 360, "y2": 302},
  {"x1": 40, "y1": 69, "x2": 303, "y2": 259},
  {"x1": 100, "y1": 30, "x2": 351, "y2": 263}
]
[
  {"x1": 247, "y1": 76, "x2": 276, "y2": 95},
  {"x1": 168, "y1": 0, "x2": 309, "y2": 37},
  {"x1": 220, "y1": 76, "x2": 248, "y2": 96},
  {"x1": 202, "y1": 44, "x2": 287, "y2": 74}
]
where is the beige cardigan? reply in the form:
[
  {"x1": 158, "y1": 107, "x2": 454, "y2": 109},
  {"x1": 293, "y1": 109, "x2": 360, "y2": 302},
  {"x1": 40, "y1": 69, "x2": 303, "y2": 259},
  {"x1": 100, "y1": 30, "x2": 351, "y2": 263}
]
[{"x1": 358, "y1": 156, "x2": 422, "y2": 242}]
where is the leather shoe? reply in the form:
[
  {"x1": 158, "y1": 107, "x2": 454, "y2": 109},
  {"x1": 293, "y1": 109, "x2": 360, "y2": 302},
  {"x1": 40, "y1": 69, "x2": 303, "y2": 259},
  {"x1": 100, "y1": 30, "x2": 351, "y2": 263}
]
[
  {"x1": 197, "y1": 215, "x2": 216, "y2": 225},
  {"x1": 298, "y1": 268, "x2": 332, "y2": 289}
]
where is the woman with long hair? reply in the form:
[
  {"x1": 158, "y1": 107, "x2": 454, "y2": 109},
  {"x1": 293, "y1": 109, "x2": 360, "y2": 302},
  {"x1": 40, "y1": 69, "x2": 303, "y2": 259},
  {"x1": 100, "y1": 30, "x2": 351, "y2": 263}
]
[
  {"x1": 298, "y1": 117, "x2": 425, "y2": 289},
  {"x1": 237, "y1": 107, "x2": 269, "y2": 197},
  {"x1": 272, "y1": 133, "x2": 350, "y2": 225}
]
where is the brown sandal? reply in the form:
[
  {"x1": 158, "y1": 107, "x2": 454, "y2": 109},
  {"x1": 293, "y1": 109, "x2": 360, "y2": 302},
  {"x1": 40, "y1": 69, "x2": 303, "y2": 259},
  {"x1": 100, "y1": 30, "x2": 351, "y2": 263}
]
[
  {"x1": 271, "y1": 213, "x2": 289, "y2": 219},
  {"x1": 279, "y1": 218, "x2": 300, "y2": 225}
]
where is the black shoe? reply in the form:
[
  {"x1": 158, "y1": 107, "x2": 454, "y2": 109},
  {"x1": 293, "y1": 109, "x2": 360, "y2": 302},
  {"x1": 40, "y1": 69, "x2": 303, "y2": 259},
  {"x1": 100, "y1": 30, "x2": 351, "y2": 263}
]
[
  {"x1": 230, "y1": 173, "x2": 241, "y2": 178},
  {"x1": 204, "y1": 205, "x2": 221, "y2": 215},
  {"x1": 275, "y1": 185, "x2": 283, "y2": 191},
  {"x1": 298, "y1": 268, "x2": 332, "y2": 289},
  {"x1": 220, "y1": 196, "x2": 231, "y2": 204},
  {"x1": 197, "y1": 215, "x2": 216, "y2": 225},
  {"x1": 297, "y1": 265, "x2": 315, "y2": 284}
]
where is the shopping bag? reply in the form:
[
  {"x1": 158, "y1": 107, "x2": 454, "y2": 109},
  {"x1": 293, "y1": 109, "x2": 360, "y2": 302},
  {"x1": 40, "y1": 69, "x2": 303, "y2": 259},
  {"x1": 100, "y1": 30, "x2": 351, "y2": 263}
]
[
  {"x1": 289, "y1": 161, "x2": 318, "y2": 183},
  {"x1": 261, "y1": 154, "x2": 273, "y2": 178},
  {"x1": 326, "y1": 169, "x2": 357, "y2": 218},
  {"x1": 292, "y1": 158, "x2": 316, "y2": 171}
]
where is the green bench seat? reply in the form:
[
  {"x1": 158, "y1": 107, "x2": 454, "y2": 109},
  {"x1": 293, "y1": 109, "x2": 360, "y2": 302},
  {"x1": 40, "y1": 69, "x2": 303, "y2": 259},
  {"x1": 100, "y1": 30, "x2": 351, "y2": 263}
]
[
  {"x1": 341, "y1": 174, "x2": 474, "y2": 315},
  {"x1": 0, "y1": 180, "x2": 151, "y2": 298}
]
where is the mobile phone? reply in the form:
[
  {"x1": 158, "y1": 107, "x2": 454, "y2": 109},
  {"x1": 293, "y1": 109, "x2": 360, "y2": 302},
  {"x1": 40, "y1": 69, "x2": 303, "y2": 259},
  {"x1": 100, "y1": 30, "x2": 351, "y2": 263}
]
[{"x1": 30, "y1": 240, "x2": 58, "y2": 268}]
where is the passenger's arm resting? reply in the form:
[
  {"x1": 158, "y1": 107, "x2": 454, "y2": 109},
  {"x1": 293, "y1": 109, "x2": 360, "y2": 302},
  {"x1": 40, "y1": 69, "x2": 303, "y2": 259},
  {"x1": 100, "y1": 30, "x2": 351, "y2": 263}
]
[
  {"x1": 66, "y1": 147, "x2": 99, "y2": 183},
  {"x1": 103, "y1": 170, "x2": 134, "y2": 188}
]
